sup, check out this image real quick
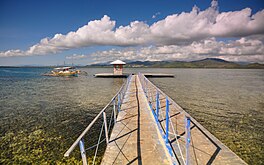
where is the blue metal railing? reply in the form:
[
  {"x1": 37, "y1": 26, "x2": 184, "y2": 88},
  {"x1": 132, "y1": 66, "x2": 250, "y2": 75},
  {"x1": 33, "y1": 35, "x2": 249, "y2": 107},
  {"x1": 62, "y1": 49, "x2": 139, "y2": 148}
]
[
  {"x1": 138, "y1": 72, "x2": 191, "y2": 165},
  {"x1": 64, "y1": 74, "x2": 132, "y2": 165}
]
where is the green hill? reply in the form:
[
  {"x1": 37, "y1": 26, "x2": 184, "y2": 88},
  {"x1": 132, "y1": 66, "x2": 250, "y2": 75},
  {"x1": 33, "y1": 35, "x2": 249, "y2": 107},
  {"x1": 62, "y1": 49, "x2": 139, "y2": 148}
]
[{"x1": 87, "y1": 58, "x2": 264, "y2": 69}]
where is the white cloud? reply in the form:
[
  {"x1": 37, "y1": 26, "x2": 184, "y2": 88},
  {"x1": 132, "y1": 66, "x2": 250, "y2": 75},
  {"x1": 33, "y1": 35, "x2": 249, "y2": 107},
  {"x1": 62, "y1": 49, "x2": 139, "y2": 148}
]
[
  {"x1": 1, "y1": 1, "x2": 264, "y2": 63},
  {"x1": 211, "y1": 8, "x2": 264, "y2": 37},
  {"x1": 66, "y1": 54, "x2": 87, "y2": 60},
  {"x1": 91, "y1": 37, "x2": 264, "y2": 63},
  {"x1": 115, "y1": 21, "x2": 151, "y2": 45}
]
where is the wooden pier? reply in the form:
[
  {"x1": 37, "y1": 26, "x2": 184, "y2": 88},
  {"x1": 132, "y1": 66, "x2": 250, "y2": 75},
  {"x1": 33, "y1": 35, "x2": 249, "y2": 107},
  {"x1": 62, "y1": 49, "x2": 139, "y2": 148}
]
[
  {"x1": 64, "y1": 74, "x2": 246, "y2": 165},
  {"x1": 101, "y1": 75, "x2": 172, "y2": 164}
]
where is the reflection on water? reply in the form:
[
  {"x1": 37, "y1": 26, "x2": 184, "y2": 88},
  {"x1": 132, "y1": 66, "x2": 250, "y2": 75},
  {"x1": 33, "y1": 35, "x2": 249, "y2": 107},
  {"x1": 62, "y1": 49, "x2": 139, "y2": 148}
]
[{"x1": 0, "y1": 68, "x2": 263, "y2": 164}]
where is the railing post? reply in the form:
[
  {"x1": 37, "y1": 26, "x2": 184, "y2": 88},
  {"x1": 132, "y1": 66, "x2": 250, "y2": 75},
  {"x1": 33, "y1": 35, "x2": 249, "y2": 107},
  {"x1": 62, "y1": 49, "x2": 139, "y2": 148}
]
[
  {"x1": 145, "y1": 79, "x2": 148, "y2": 96},
  {"x1": 113, "y1": 98, "x2": 116, "y2": 123},
  {"x1": 185, "y1": 116, "x2": 191, "y2": 165},
  {"x1": 156, "y1": 90, "x2": 159, "y2": 120},
  {"x1": 149, "y1": 89, "x2": 153, "y2": 104},
  {"x1": 118, "y1": 93, "x2": 121, "y2": 112},
  {"x1": 165, "y1": 96, "x2": 169, "y2": 143},
  {"x1": 79, "y1": 138, "x2": 88, "y2": 165},
  {"x1": 103, "y1": 111, "x2": 109, "y2": 144},
  {"x1": 143, "y1": 78, "x2": 146, "y2": 93}
]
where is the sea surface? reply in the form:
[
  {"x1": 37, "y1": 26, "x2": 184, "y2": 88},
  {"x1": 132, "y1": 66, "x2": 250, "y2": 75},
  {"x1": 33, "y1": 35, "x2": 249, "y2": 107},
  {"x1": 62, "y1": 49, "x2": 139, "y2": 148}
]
[{"x1": 0, "y1": 67, "x2": 263, "y2": 164}]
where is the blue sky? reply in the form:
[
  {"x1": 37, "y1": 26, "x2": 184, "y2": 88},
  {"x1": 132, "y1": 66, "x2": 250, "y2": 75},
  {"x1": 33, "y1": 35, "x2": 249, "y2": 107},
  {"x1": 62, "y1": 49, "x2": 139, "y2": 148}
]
[{"x1": 0, "y1": 0, "x2": 264, "y2": 66}]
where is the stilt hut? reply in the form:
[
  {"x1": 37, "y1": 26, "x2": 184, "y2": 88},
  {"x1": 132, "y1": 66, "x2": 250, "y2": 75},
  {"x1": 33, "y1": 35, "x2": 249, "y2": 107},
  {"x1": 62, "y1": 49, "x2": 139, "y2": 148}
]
[{"x1": 110, "y1": 60, "x2": 126, "y2": 75}]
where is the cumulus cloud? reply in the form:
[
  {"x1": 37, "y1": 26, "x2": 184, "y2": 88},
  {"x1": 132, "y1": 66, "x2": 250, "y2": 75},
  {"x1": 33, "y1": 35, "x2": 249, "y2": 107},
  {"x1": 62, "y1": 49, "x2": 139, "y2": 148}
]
[
  {"x1": 1, "y1": 0, "x2": 264, "y2": 62},
  {"x1": 91, "y1": 37, "x2": 264, "y2": 63},
  {"x1": 66, "y1": 54, "x2": 87, "y2": 60}
]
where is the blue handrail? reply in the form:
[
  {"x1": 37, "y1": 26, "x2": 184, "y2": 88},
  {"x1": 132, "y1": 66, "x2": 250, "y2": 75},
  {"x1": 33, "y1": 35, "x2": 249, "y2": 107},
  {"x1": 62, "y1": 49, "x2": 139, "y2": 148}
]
[{"x1": 138, "y1": 72, "x2": 189, "y2": 164}]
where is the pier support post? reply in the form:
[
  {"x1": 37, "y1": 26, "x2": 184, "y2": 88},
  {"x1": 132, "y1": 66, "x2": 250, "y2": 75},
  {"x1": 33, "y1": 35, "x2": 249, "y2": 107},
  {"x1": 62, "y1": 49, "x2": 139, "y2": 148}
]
[
  {"x1": 156, "y1": 91, "x2": 159, "y2": 120},
  {"x1": 185, "y1": 116, "x2": 191, "y2": 165},
  {"x1": 79, "y1": 138, "x2": 88, "y2": 165},
  {"x1": 165, "y1": 96, "x2": 170, "y2": 143},
  {"x1": 103, "y1": 111, "x2": 109, "y2": 144}
]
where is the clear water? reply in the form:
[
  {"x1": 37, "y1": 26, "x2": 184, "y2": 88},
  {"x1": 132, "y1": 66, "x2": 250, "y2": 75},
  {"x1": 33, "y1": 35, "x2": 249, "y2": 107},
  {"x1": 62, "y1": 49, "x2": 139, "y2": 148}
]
[
  {"x1": 0, "y1": 67, "x2": 125, "y2": 163},
  {"x1": 139, "y1": 68, "x2": 264, "y2": 164},
  {"x1": 0, "y1": 68, "x2": 263, "y2": 164}
]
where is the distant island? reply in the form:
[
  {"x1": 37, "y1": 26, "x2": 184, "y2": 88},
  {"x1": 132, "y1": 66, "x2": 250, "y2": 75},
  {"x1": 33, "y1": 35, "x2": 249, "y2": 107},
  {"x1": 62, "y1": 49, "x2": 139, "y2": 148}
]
[
  {"x1": 88, "y1": 58, "x2": 264, "y2": 69},
  {"x1": 1, "y1": 58, "x2": 264, "y2": 69}
]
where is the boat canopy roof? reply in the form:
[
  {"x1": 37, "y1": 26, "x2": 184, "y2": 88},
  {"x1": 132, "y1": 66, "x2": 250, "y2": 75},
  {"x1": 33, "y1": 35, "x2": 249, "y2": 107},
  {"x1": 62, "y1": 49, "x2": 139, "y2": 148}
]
[{"x1": 54, "y1": 66, "x2": 74, "y2": 70}]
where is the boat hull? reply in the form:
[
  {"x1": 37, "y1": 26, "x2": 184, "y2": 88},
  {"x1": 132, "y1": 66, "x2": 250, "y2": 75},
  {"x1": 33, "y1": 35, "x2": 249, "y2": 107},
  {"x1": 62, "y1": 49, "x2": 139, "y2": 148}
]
[{"x1": 43, "y1": 71, "x2": 79, "y2": 77}]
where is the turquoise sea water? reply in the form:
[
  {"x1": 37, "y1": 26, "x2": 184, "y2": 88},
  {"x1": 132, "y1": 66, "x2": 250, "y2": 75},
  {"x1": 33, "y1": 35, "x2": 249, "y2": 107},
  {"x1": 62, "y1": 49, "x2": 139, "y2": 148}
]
[{"x1": 0, "y1": 67, "x2": 263, "y2": 164}]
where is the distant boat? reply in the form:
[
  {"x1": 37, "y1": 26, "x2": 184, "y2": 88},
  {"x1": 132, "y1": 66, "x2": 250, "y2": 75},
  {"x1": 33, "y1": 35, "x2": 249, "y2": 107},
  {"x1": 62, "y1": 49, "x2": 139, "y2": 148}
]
[{"x1": 43, "y1": 67, "x2": 80, "y2": 77}]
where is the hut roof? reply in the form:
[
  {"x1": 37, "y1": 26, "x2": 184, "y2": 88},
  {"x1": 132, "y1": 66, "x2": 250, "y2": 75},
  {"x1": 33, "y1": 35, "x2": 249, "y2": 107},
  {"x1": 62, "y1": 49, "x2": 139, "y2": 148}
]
[{"x1": 110, "y1": 60, "x2": 126, "y2": 65}]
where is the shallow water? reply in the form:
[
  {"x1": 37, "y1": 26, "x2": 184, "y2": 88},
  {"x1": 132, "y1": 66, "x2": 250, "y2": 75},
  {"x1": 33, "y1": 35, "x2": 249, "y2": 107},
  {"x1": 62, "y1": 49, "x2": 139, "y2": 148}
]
[
  {"x1": 144, "y1": 68, "x2": 264, "y2": 164},
  {"x1": 0, "y1": 67, "x2": 125, "y2": 164},
  {"x1": 0, "y1": 68, "x2": 263, "y2": 164}
]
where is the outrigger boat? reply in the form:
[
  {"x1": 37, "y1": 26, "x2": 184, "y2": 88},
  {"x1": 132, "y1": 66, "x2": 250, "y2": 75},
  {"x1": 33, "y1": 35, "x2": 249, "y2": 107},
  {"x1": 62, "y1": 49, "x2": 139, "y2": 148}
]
[{"x1": 43, "y1": 67, "x2": 80, "y2": 77}]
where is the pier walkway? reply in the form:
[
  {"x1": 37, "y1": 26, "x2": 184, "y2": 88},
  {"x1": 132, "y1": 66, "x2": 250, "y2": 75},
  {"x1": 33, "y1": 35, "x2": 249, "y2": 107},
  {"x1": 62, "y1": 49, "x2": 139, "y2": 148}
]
[
  {"x1": 64, "y1": 73, "x2": 246, "y2": 165},
  {"x1": 101, "y1": 75, "x2": 171, "y2": 164}
]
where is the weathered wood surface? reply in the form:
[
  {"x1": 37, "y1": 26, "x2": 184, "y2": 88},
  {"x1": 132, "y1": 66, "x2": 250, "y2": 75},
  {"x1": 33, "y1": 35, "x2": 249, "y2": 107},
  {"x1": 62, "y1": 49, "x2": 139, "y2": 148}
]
[{"x1": 101, "y1": 75, "x2": 172, "y2": 164}]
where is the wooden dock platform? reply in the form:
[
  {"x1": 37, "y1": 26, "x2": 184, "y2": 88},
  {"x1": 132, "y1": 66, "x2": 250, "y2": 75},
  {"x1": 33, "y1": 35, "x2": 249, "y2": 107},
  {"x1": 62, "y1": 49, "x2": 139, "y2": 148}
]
[
  {"x1": 94, "y1": 73, "x2": 129, "y2": 78},
  {"x1": 142, "y1": 73, "x2": 174, "y2": 78}
]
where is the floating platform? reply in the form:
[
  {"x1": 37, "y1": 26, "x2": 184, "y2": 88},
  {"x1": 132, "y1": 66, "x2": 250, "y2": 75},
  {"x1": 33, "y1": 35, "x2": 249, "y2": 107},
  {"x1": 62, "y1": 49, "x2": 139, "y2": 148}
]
[
  {"x1": 142, "y1": 73, "x2": 174, "y2": 78},
  {"x1": 94, "y1": 73, "x2": 174, "y2": 78},
  {"x1": 94, "y1": 73, "x2": 129, "y2": 78}
]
